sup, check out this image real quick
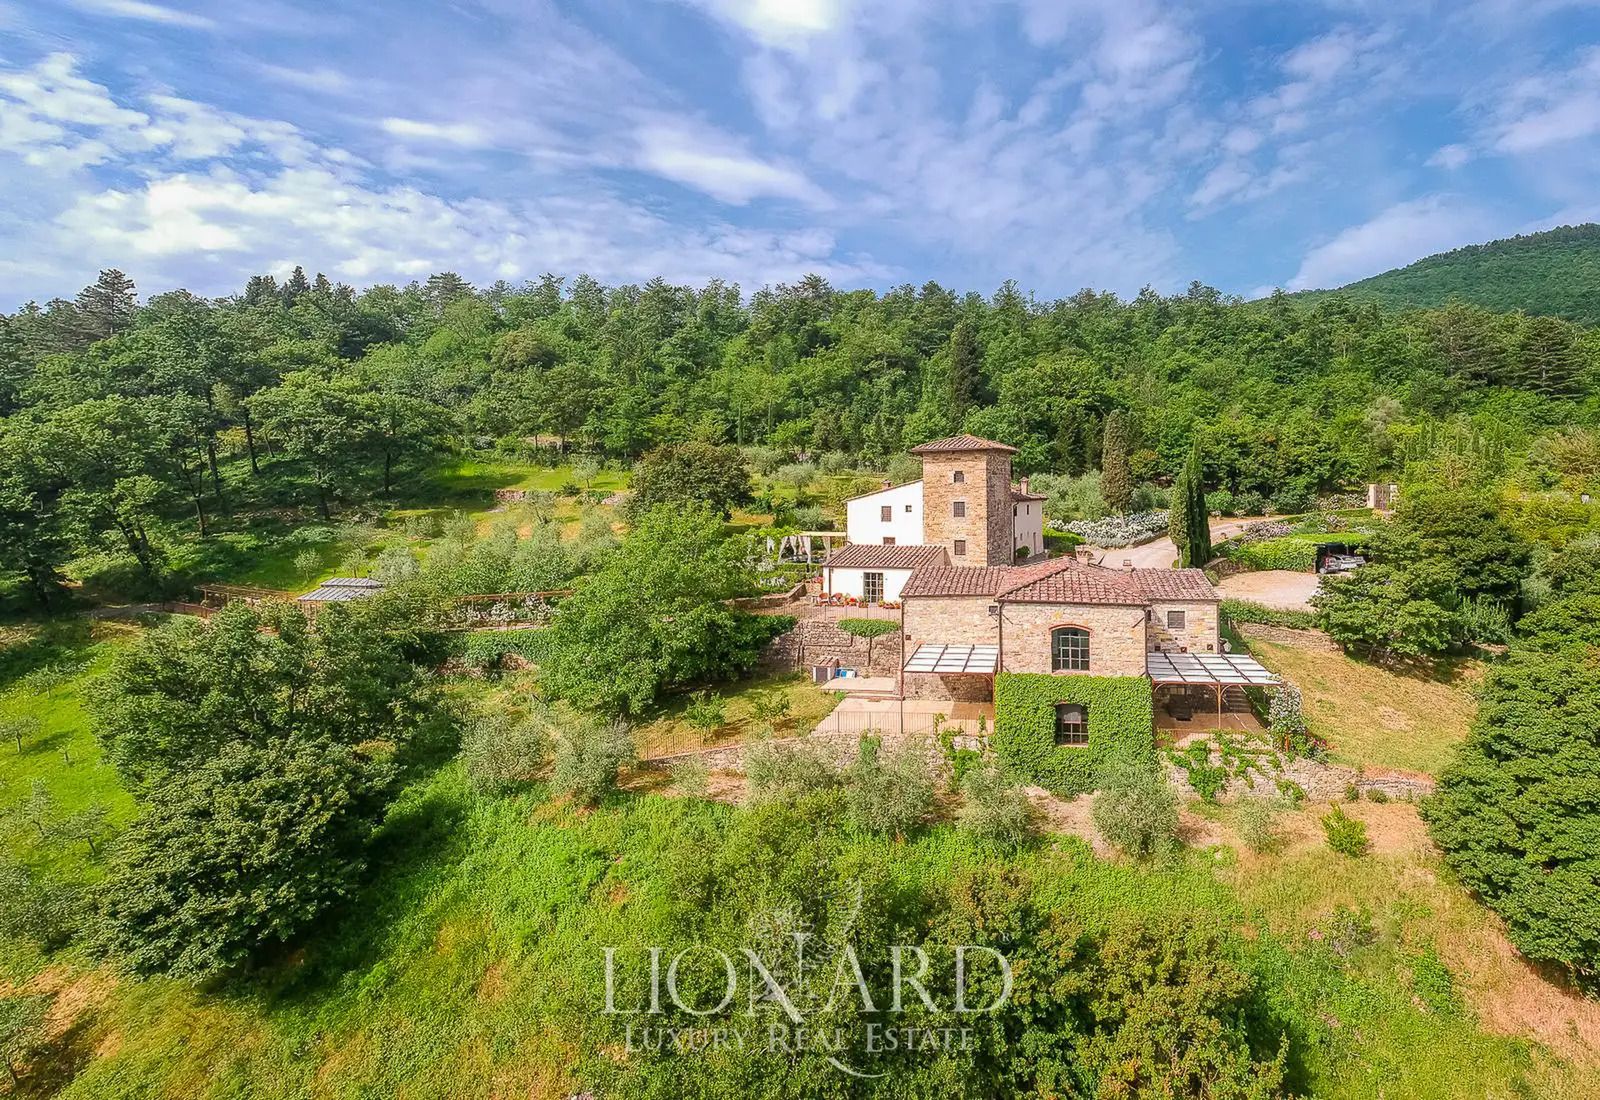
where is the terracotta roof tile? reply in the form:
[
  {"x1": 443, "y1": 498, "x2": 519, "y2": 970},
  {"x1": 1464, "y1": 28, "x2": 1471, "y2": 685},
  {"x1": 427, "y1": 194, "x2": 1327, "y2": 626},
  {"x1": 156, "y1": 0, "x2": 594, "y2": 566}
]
[
  {"x1": 1126, "y1": 568, "x2": 1220, "y2": 601},
  {"x1": 825, "y1": 544, "x2": 948, "y2": 570},
  {"x1": 899, "y1": 566, "x2": 1013, "y2": 597},
  {"x1": 901, "y1": 556, "x2": 1155, "y2": 605},
  {"x1": 908, "y1": 434, "x2": 1018, "y2": 455},
  {"x1": 997, "y1": 558, "x2": 1148, "y2": 605}
]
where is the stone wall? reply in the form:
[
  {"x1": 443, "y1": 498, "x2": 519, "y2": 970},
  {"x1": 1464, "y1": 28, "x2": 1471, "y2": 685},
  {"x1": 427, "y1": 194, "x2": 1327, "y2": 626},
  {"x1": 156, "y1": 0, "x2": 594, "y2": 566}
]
[
  {"x1": 901, "y1": 596, "x2": 999, "y2": 698},
  {"x1": 1146, "y1": 600, "x2": 1221, "y2": 654},
  {"x1": 1000, "y1": 603, "x2": 1147, "y2": 677},
  {"x1": 1164, "y1": 748, "x2": 1435, "y2": 803},
  {"x1": 759, "y1": 618, "x2": 903, "y2": 676},
  {"x1": 641, "y1": 728, "x2": 983, "y2": 774},
  {"x1": 919, "y1": 452, "x2": 1014, "y2": 565}
]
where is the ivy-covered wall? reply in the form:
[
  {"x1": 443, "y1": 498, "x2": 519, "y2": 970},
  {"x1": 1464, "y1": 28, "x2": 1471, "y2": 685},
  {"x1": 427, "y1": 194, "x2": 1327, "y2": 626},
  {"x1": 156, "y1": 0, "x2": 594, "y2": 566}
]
[{"x1": 992, "y1": 673, "x2": 1155, "y2": 796}]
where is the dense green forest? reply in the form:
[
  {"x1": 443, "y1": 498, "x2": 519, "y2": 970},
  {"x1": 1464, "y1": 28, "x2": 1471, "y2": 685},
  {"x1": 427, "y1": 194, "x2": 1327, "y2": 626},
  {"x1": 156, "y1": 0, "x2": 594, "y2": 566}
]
[
  {"x1": 4, "y1": 264, "x2": 1598, "y2": 603},
  {"x1": 1290, "y1": 224, "x2": 1600, "y2": 325}
]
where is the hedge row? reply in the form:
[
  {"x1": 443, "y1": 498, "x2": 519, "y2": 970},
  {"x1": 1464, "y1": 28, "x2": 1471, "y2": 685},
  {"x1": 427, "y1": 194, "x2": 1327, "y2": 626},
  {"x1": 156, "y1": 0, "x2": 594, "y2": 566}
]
[
  {"x1": 992, "y1": 673, "x2": 1154, "y2": 796},
  {"x1": 1224, "y1": 537, "x2": 1320, "y2": 572},
  {"x1": 1219, "y1": 599, "x2": 1319, "y2": 631},
  {"x1": 452, "y1": 628, "x2": 551, "y2": 672}
]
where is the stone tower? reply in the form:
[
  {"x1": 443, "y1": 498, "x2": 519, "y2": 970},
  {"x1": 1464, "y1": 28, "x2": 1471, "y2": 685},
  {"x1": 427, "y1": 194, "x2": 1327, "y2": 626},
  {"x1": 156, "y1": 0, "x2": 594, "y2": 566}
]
[{"x1": 909, "y1": 434, "x2": 1017, "y2": 566}]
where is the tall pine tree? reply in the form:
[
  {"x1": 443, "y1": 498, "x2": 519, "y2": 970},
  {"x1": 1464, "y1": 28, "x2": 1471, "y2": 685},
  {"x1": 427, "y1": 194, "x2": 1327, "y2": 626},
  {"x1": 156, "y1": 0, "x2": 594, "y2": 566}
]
[{"x1": 1101, "y1": 410, "x2": 1132, "y2": 514}]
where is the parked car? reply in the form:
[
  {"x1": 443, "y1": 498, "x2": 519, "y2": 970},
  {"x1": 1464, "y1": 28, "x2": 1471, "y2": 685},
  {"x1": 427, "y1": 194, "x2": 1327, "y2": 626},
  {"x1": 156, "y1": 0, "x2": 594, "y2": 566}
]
[{"x1": 1319, "y1": 553, "x2": 1365, "y2": 574}]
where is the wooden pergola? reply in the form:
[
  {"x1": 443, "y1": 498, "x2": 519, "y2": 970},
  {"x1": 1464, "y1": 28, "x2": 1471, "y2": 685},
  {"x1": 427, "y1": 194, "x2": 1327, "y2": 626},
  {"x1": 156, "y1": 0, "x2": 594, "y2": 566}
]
[
  {"x1": 196, "y1": 583, "x2": 289, "y2": 608},
  {"x1": 1147, "y1": 652, "x2": 1281, "y2": 728}
]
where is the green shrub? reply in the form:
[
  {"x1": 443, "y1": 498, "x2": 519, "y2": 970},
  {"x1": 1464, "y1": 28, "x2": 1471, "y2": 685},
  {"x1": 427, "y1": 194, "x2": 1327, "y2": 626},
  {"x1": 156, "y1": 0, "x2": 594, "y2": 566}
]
[
  {"x1": 1226, "y1": 537, "x2": 1320, "y2": 572},
  {"x1": 1424, "y1": 643, "x2": 1600, "y2": 985},
  {"x1": 1221, "y1": 599, "x2": 1319, "y2": 631},
  {"x1": 460, "y1": 710, "x2": 549, "y2": 794},
  {"x1": 668, "y1": 756, "x2": 709, "y2": 798},
  {"x1": 550, "y1": 712, "x2": 635, "y2": 805},
  {"x1": 743, "y1": 739, "x2": 839, "y2": 802},
  {"x1": 1321, "y1": 805, "x2": 1370, "y2": 857},
  {"x1": 1409, "y1": 946, "x2": 1461, "y2": 1014},
  {"x1": 1092, "y1": 757, "x2": 1179, "y2": 858},
  {"x1": 993, "y1": 673, "x2": 1154, "y2": 796},
  {"x1": 0, "y1": 856, "x2": 83, "y2": 949},
  {"x1": 843, "y1": 735, "x2": 934, "y2": 837},
  {"x1": 1235, "y1": 799, "x2": 1282, "y2": 854},
  {"x1": 837, "y1": 617, "x2": 897, "y2": 639},
  {"x1": 457, "y1": 629, "x2": 548, "y2": 673},
  {"x1": 1168, "y1": 742, "x2": 1228, "y2": 802},
  {"x1": 957, "y1": 761, "x2": 1037, "y2": 848}
]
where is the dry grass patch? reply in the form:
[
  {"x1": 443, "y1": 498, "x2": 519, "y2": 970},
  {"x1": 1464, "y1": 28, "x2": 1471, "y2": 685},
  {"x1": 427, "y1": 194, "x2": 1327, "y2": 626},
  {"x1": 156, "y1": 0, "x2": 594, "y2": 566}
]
[
  {"x1": 1238, "y1": 625, "x2": 1481, "y2": 775},
  {"x1": 632, "y1": 672, "x2": 838, "y2": 758},
  {"x1": 1216, "y1": 798, "x2": 1600, "y2": 1081}
]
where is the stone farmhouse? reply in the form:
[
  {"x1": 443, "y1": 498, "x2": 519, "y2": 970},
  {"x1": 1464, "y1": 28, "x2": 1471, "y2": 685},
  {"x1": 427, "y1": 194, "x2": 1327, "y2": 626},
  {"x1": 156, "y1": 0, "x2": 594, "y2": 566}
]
[{"x1": 816, "y1": 434, "x2": 1277, "y2": 732}]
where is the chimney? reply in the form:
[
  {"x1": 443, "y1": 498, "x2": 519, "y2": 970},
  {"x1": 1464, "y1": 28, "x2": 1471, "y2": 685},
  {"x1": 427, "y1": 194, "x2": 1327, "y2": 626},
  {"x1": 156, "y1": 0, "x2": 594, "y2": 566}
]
[
  {"x1": 882, "y1": 479, "x2": 892, "y2": 489},
  {"x1": 1019, "y1": 476, "x2": 1030, "y2": 494}
]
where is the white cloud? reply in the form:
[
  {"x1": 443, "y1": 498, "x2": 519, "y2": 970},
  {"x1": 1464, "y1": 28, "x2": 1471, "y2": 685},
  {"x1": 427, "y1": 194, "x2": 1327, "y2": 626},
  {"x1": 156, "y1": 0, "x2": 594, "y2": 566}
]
[
  {"x1": 1189, "y1": 162, "x2": 1252, "y2": 208},
  {"x1": 63, "y1": 0, "x2": 214, "y2": 29},
  {"x1": 254, "y1": 63, "x2": 352, "y2": 95},
  {"x1": 0, "y1": 50, "x2": 884, "y2": 302},
  {"x1": 633, "y1": 122, "x2": 827, "y2": 205},
  {"x1": 1287, "y1": 196, "x2": 1495, "y2": 290},
  {"x1": 380, "y1": 118, "x2": 493, "y2": 147},
  {"x1": 1428, "y1": 143, "x2": 1472, "y2": 169},
  {"x1": 684, "y1": 0, "x2": 853, "y2": 47}
]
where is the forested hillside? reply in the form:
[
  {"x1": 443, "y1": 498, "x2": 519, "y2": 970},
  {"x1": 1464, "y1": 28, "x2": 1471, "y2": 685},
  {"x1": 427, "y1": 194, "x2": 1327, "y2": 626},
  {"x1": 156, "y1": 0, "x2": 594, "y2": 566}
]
[
  {"x1": 2, "y1": 266, "x2": 1598, "y2": 603},
  {"x1": 1291, "y1": 224, "x2": 1600, "y2": 325}
]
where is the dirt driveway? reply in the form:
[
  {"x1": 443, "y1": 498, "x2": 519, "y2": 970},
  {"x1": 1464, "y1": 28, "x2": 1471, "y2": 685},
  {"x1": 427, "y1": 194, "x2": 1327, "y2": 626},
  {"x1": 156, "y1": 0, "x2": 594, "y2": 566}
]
[{"x1": 1216, "y1": 569, "x2": 1321, "y2": 611}]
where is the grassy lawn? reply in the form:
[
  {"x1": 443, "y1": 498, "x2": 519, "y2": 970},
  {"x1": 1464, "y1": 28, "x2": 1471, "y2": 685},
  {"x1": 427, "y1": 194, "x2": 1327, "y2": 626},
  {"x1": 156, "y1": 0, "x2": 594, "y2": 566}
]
[
  {"x1": 164, "y1": 458, "x2": 630, "y2": 593},
  {"x1": 8, "y1": 768, "x2": 1591, "y2": 1099},
  {"x1": 1211, "y1": 797, "x2": 1600, "y2": 1097},
  {"x1": 630, "y1": 671, "x2": 838, "y2": 758},
  {"x1": 0, "y1": 619, "x2": 140, "y2": 877},
  {"x1": 1239, "y1": 626, "x2": 1481, "y2": 775}
]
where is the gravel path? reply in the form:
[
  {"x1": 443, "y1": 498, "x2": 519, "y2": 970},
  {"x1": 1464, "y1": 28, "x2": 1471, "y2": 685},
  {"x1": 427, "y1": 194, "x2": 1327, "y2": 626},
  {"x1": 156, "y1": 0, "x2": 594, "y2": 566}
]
[{"x1": 1083, "y1": 516, "x2": 1277, "y2": 570}]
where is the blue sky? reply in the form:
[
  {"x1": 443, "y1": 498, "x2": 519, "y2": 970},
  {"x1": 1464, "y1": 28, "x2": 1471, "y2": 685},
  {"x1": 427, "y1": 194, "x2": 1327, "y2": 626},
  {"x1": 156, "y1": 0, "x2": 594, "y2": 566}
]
[{"x1": 2, "y1": 0, "x2": 1598, "y2": 307}]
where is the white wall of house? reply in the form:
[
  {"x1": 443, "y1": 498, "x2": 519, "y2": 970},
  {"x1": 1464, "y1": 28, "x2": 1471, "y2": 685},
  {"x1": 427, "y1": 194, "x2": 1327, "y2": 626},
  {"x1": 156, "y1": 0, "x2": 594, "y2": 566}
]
[
  {"x1": 845, "y1": 481, "x2": 924, "y2": 546},
  {"x1": 823, "y1": 566, "x2": 918, "y2": 602},
  {"x1": 1013, "y1": 500, "x2": 1044, "y2": 559}
]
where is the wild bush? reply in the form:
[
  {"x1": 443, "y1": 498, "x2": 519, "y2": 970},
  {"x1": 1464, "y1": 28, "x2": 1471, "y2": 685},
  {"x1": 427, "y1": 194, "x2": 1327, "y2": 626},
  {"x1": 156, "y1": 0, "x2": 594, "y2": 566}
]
[
  {"x1": 460, "y1": 709, "x2": 550, "y2": 794},
  {"x1": 1235, "y1": 798, "x2": 1282, "y2": 854},
  {"x1": 550, "y1": 711, "x2": 634, "y2": 805},
  {"x1": 1321, "y1": 805, "x2": 1370, "y2": 857},
  {"x1": 1092, "y1": 758, "x2": 1179, "y2": 858},
  {"x1": 743, "y1": 739, "x2": 839, "y2": 802},
  {"x1": 957, "y1": 761, "x2": 1037, "y2": 848},
  {"x1": 843, "y1": 735, "x2": 935, "y2": 837}
]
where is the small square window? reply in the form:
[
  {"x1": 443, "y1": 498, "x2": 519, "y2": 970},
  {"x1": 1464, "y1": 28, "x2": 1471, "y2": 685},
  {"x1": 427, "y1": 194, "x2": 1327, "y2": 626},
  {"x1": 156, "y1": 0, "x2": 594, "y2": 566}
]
[
  {"x1": 1054, "y1": 703, "x2": 1089, "y2": 746},
  {"x1": 953, "y1": 539, "x2": 966, "y2": 556},
  {"x1": 905, "y1": 504, "x2": 913, "y2": 512},
  {"x1": 883, "y1": 537, "x2": 896, "y2": 545},
  {"x1": 1166, "y1": 610, "x2": 1186, "y2": 630},
  {"x1": 952, "y1": 470, "x2": 965, "y2": 484},
  {"x1": 881, "y1": 505, "x2": 892, "y2": 522},
  {"x1": 952, "y1": 500, "x2": 966, "y2": 518}
]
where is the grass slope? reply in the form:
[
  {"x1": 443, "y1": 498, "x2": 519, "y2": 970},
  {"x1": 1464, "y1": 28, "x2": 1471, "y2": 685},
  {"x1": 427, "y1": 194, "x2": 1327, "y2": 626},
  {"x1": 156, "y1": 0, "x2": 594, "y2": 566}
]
[
  {"x1": 1287, "y1": 223, "x2": 1600, "y2": 325},
  {"x1": 1240, "y1": 626, "x2": 1479, "y2": 775},
  {"x1": 1, "y1": 617, "x2": 1594, "y2": 1097}
]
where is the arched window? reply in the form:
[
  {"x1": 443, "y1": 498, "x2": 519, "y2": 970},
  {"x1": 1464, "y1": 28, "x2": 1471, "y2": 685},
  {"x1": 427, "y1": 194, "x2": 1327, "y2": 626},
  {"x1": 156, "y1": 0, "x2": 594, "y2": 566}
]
[{"x1": 1051, "y1": 627, "x2": 1089, "y2": 671}]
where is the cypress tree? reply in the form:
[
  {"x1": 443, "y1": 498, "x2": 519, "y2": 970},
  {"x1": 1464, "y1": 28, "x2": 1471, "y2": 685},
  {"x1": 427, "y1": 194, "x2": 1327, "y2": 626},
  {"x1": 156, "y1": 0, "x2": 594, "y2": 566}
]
[
  {"x1": 1101, "y1": 410, "x2": 1132, "y2": 514},
  {"x1": 1169, "y1": 439, "x2": 1210, "y2": 567},
  {"x1": 947, "y1": 320, "x2": 980, "y2": 420}
]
